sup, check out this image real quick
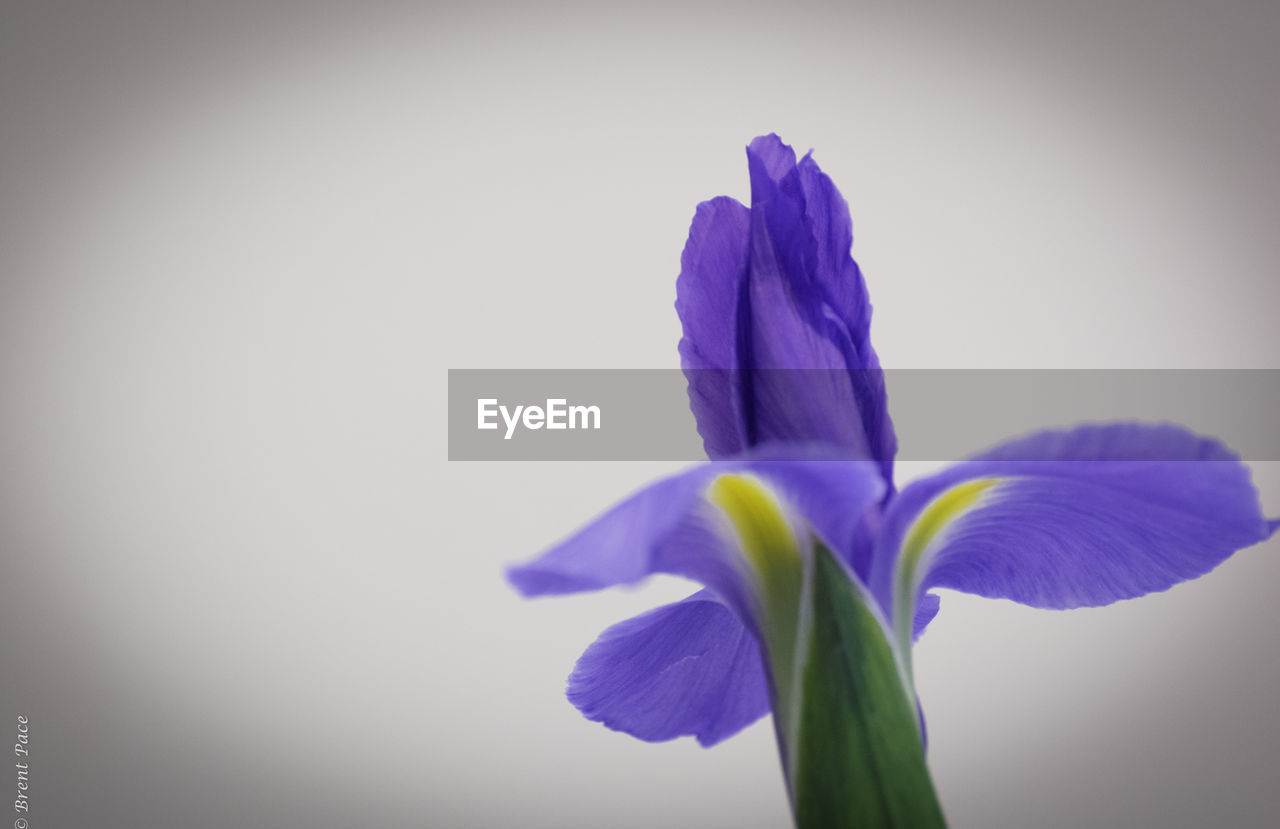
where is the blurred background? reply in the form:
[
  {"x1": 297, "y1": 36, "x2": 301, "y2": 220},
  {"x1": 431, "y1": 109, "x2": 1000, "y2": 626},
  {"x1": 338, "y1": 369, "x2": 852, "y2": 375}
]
[{"x1": 1, "y1": 1, "x2": 1277, "y2": 826}]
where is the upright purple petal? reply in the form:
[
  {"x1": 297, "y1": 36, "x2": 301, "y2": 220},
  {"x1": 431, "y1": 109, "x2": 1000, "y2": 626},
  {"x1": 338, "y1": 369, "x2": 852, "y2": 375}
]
[
  {"x1": 746, "y1": 133, "x2": 798, "y2": 192},
  {"x1": 676, "y1": 197, "x2": 752, "y2": 458},
  {"x1": 675, "y1": 135, "x2": 896, "y2": 485},
  {"x1": 796, "y1": 153, "x2": 896, "y2": 486},
  {"x1": 742, "y1": 139, "x2": 872, "y2": 456},
  {"x1": 868, "y1": 423, "x2": 1277, "y2": 635},
  {"x1": 568, "y1": 590, "x2": 770, "y2": 747}
]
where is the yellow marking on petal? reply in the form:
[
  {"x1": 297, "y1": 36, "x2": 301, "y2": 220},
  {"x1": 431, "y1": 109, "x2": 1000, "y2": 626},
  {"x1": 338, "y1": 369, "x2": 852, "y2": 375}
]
[
  {"x1": 895, "y1": 477, "x2": 1002, "y2": 680},
  {"x1": 708, "y1": 473, "x2": 801, "y2": 584},
  {"x1": 707, "y1": 473, "x2": 805, "y2": 717},
  {"x1": 899, "y1": 478, "x2": 1001, "y2": 577}
]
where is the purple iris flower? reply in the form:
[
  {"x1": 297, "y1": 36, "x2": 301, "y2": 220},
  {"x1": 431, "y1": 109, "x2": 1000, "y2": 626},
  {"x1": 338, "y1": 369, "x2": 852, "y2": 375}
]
[{"x1": 507, "y1": 135, "x2": 1277, "y2": 800}]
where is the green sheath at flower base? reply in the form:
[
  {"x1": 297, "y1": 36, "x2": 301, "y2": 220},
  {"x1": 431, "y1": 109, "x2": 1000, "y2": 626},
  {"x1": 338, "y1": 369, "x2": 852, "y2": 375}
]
[
  {"x1": 708, "y1": 474, "x2": 945, "y2": 828},
  {"x1": 793, "y1": 545, "x2": 946, "y2": 829}
]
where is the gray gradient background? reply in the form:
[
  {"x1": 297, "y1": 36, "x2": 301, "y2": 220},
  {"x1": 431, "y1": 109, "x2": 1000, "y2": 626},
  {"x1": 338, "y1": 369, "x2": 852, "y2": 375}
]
[{"x1": 1, "y1": 1, "x2": 1277, "y2": 827}]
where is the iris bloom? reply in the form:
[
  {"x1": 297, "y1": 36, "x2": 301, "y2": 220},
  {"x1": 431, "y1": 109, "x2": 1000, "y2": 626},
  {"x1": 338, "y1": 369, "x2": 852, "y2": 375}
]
[{"x1": 508, "y1": 135, "x2": 1277, "y2": 826}]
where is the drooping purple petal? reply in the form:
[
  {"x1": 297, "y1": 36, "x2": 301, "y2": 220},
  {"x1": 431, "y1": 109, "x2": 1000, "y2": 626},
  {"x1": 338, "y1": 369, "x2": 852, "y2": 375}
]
[
  {"x1": 567, "y1": 590, "x2": 770, "y2": 746},
  {"x1": 869, "y1": 423, "x2": 1277, "y2": 626},
  {"x1": 507, "y1": 469, "x2": 705, "y2": 595},
  {"x1": 912, "y1": 592, "x2": 941, "y2": 642},
  {"x1": 508, "y1": 448, "x2": 887, "y2": 626},
  {"x1": 508, "y1": 449, "x2": 886, "y2": 746}
]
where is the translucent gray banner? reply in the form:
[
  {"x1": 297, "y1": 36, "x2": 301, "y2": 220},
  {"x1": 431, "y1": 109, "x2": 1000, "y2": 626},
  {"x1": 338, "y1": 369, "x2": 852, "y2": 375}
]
[{"x1": 447, "y1": 369, "x2": 1280, "y2": 461}]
